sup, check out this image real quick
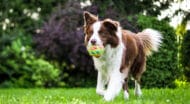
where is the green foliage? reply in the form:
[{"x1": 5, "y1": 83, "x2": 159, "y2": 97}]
[
  {"x1": 0, "y1": 28, "x2": 60, "y2": 87},
  {"x1": 93, "y1": 0, "x2": 173, "y2": 16},
  {"x1": 26, "y1": 58, "x2": 60, "y2": 87},
  {"x1": 0, "y1": 0, "x2": 96, "y2": 88},
  {"x1": 174, "y1": 79, "x2": 190, "y2": 88},
  {"x1": 0, "y1": 0, "x2": 68, "y2": 87},
  {"x1": 176, "y1": 23, "x2": 187, "y2": 37},
  {"x1": 136, "y1": 15, "x2": 179, "y2": 88},
  {"x1": 0, "y1": 88, "x2": 190, "y2": 104},
  {"x1": 181, "y1": 31, "x2": 190, "y2": 81}
]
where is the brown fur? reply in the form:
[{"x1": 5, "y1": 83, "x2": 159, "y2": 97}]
[
  {"x1": 121, "y1": 30, "x2": 146, "y2": 92},
  {"x1": 99, "y1": 21, "x2": 119, "y2": 47}
]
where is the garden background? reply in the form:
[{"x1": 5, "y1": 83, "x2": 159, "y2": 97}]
[{"x1": 0, "y1": 0, "x2": 190, "y2": 102}]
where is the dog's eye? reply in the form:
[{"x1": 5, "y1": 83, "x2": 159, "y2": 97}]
[
  {"x1": 88, "y1": 30, "x2": 93, "y2": 35},
  {"x1": 99, "y1": 31, "x2": 106, "y2": 36},
  {"x1": 86, "y1": 31, "x2": 92, "y2": 36},
  {"x1": 101, "y1": 33, "x2": 106, "y2": 35}
]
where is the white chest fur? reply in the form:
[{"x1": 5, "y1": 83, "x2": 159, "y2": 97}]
[{"x1": 93, "y1": 44, "x2": 124, "y2": 75}]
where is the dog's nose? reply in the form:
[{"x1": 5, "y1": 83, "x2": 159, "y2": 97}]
[{"x1": 91, "y1": 39, "x2": 96, "y2": 45}]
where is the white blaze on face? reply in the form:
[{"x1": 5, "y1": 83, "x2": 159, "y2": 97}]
[{"x1": 88, "y1": 21, "x2": 103, "y2": 46}]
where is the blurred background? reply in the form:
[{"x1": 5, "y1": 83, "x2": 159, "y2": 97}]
[{"x1": 0, "y1": 0, "x2": 189, "y2": 88}]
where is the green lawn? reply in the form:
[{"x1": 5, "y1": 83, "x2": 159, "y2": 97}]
[{"x1": 0, "y1": 88, "x2": 189, "y2": 104}]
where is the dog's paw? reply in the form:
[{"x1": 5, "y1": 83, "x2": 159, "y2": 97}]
[
  {"x1": 103, "y1": 92, "x2": 114, "y2": 101},
  {"x1": 96, "y1": 89, "x2": 105, "y2": 96},
  {"x1": 124, "y1": 91, "x2": 129, "y2": 100},
  {"x1": 134, "y1": 89, "x2": 142, "y2": 96}
]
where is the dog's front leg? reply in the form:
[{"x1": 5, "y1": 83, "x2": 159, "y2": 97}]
[
  {"x1": 104, "y1": 71, "x2": 123, "y2": 101},
  {"x1": 96, "y1": 71, "x2": 106, "y2": 96}
]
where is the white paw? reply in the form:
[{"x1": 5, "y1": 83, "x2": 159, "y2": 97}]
[
  {"x1": 96, "y1": 89, "x2": 105, "y2": 96},
  {"x1": 124, "y1": 91, "x2": 129, "y2": 100},
  {"x1": 104, "y1": 92, "x2": 114, "y2": 101},
  {"x1": 134, "y1": 89, "x2": 142, "y2": 96}
]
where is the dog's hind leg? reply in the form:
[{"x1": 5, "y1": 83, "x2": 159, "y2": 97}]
[
  {"x1": 123, "y1": 77, "x2": 129, "y2": 100},
  {"x1": 131, "y1": 51, "x2": 146, "y2": 97},
  {"x1": 134, "y1": 79, "x2": 142, "y2": 96},
  {"x1": 134, "y1": 62, "x2": 146, "y2": 97}
]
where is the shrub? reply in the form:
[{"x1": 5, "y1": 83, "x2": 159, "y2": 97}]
[
  {"x1": 34, "y1": 1, "x2": 96, "y2": 87},
  {"x1": 181, "y1": 30, "x2": 190, "y2": 81},
  {"x1": 0, "y1": 0, "x2": 69, "y2": 87},
  {"x1": 0, "y1": 29, "x2": 60, "y2": 88}
]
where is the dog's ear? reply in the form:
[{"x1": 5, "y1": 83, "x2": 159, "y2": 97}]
[
  {"x1": 83, "y1": 11, "x2": 98, "y2": 26},
  {"x1": 103, "y1": 19, "x2": 119, "y2": 32}
]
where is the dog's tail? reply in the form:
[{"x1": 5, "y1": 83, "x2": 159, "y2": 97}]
[{"x1": 137, "y1": 28, "x2": 162, "y2": 56}]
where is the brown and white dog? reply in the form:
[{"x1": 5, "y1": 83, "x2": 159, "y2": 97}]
[{"x1": 83, "y1": 11, "x2": 162, "y2": 101}]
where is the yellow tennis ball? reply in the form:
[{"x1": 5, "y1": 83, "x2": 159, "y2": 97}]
[{"x1": 87, "y1": 45, "x2": 105, "y2": 58}]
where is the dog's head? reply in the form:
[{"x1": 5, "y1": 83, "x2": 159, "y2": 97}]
[{"x1": 83, "y1": 11, "x2": 120, "y2": 48}]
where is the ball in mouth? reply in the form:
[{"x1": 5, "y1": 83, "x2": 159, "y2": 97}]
[{"x1": 87, "y1": 45, "x2": 105, "y2": 58}]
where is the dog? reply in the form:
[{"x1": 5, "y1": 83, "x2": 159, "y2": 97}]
[{"x1": 83, "y1": 11, "x2": 162, "y2": 101}]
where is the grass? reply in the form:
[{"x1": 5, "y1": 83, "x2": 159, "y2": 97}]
[{"x1": 0, "y1": 88, "x2": 190, "y2": 104}]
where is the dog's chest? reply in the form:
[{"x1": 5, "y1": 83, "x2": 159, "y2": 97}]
[{"x1": 93, "y1": 45, "x2": 123, "y2": 73}]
